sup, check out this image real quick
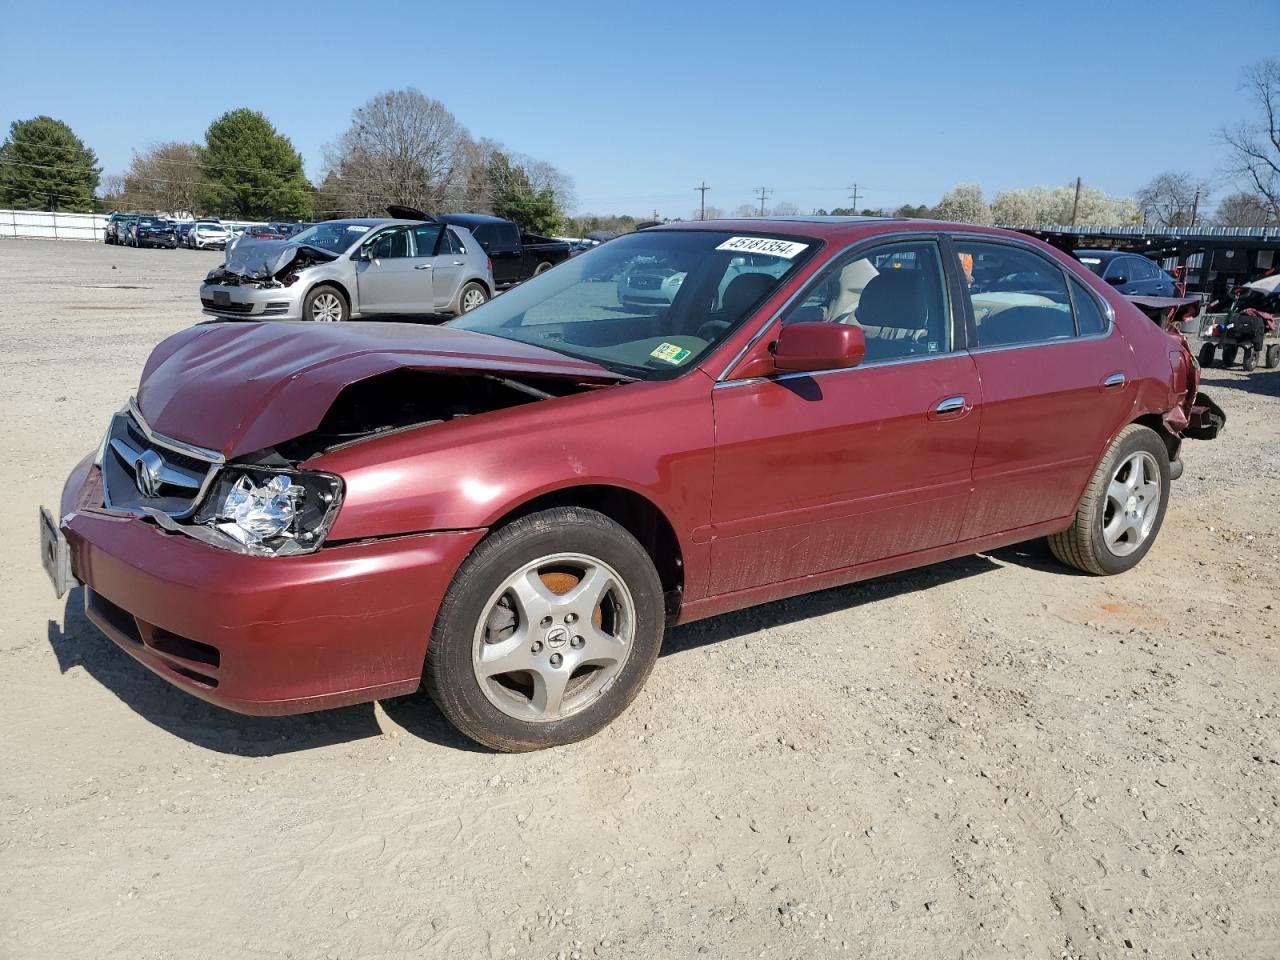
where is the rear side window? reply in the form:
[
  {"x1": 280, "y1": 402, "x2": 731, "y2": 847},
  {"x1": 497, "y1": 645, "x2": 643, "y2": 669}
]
[
  {"x1": 957, "y1": 241, "x2": 1075, "y2": 347},
  {"x1": 443, "y1": 228, "x2": 466, "y2": 255},
  {"x1": 474, "y1": 223, "x2": 519, "y2": 251},
  {"x1": 1069, "y1": 277, "x2": 1108, "y2": 335}
]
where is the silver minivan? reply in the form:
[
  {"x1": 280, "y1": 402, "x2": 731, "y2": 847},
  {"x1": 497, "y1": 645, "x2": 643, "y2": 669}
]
[{"x1": 199, "y1": 218, "x2": 494, "y2": 321}]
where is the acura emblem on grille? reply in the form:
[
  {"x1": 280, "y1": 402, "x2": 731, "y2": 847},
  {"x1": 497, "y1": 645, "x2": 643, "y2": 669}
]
[{"x1": 133, "y1": 449, "x2": 165, "y2": 498}]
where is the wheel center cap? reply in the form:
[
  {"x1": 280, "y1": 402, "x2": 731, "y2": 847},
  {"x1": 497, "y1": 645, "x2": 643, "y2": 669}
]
[
  {"x1": 545, "y1": 626, "x2": 569, "y2": 649},
  {"x1": 1125, "y1": 495, "x2": 1139, "y2": 516}
]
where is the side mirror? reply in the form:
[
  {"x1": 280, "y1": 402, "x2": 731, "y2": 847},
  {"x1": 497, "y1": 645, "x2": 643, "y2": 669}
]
[
  {"x1": 355, "y1": 245, "x2": 374, "y2": 262},
  {"x1": 1105, "y1": 275, "x2": 1127, "y2": 286},
  {"x1": 771, "y1": 322, "x2": 866, "y2": 373}
]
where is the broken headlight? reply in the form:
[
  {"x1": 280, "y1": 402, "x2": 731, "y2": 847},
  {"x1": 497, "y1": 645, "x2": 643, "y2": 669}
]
[{"x1": 196, "y1": 467, "x2": 342, "y2": 556}]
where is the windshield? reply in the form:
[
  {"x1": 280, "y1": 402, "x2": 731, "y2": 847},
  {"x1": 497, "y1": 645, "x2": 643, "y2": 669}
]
[
  {"x1": 288, "y1": 220, "x2": 373, "y2": 253},
  {"x1": 138, "y1": 217, "x2": 160, "y2": 227},
  {"x1": 1076, "y1": 254, "x2": 1107, "y2": 276},
  {"x1": 450, "y1": 229, "x2": 816, "y2": 378},
  {"x1": 197, "y1": 224, "x2": 225, "y2": 233}
]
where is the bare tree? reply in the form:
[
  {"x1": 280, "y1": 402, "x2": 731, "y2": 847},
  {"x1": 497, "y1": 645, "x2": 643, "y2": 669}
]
[
  {"x1": 771, "y1": 200, "x2": 800, "y2": 216},
  {"x1": 1220, "y1": 59, "x2": 1280, "y2": 223},
  {"x1": 1215, "y1": 190, "x2": 1276, "y2": 226},
  {"x1": 1135, "y1": 171, "x2": 1209, "y2": 227},
  {"x1": 730, "y1": 203, "x2": 757, "y2": 218},
  {"x1": 321, "y1": 88, "x2": 468, "y2": 217},
  {"x1": 116, "y1": 142, "x2": 204, "y2": 215},
  {"x1": 688, "y1": 204, "x2": 724, "y2": 221}
]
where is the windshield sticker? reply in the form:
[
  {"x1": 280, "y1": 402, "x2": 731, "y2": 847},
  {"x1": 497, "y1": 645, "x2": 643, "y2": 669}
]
[
  {"x1": 650, "y1": 342, "x2": 692, "y2": 365},
  {"x1": 715, "y1": 236, "x2": 809, "y2": 259},
  {"x1": 1078, "y1": 257, "x2": 1101, "y2": 264},
  {"x1": 346, "y1": 225, "x2": 371, "y2": 234}
]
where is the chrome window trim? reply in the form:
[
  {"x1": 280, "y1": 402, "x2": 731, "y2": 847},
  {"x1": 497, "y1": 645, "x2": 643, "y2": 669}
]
[{"x1": 713, "y1": 230, "x2": 947, "y2": 382}]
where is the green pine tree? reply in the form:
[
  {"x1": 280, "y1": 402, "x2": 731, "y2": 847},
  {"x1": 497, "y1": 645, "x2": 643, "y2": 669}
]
[
  {"x1": 0, "y1": 116, "x2": 101, "y2": 212},
  {"x1": 200, "y1": 109, "x2": 313, "y2": 220}
]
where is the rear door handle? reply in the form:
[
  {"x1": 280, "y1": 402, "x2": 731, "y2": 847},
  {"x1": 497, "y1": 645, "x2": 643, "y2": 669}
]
[
  {"x1": 1102, "y1": 372, "x2": 1126, "y2": 389},
  {"x1": 414, "y1": 263, "x2": 432, "y2": 271},
  {"x1": 452, "y1": 260, "x2": 465, "y2": 265},
  {"x1": 930, "y1": 395, "x2": 971, "y2": 421}
]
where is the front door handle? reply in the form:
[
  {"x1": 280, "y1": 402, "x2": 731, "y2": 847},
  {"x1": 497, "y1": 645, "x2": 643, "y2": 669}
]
[
  {"x1": 930, "y1": 395, "x2": 971, "y2": 421},
  {"x1": 414, "y1": 263, "x2": 433, "y2": 271},
  {"x1": 452, "y1": 260, "x2": 465, "y2": 265},
  {"x1": 1102, "y1": 372, "x2": 1126, "y2": 390}
]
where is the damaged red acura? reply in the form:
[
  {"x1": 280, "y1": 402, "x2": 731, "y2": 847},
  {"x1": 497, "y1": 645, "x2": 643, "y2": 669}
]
[{"x1": 42, "y1": 218, "x2": 1224, "y2": 751}]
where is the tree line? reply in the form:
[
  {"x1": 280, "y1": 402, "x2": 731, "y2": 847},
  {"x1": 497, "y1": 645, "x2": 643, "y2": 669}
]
[{"x1": 0, "y1": 89, "x2": 575, "y2": 234}]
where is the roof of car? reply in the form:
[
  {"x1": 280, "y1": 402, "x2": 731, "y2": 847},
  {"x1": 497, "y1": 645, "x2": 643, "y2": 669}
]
[
  {"x1": 648, "y1": 216, "x2": 1030, "y2": 243},
  {"x1": 1074, "y1": 249, "x2": 1126, "y2": 259}
]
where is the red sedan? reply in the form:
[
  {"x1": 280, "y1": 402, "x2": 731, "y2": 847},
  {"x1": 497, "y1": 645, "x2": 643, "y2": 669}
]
[{"x1": 43, "y1": 218, "x2": 1223, "y2": 751}]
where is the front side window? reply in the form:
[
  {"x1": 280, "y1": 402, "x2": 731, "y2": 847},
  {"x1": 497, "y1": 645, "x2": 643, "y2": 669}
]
[
  {"x1": 957, "y1": 241, "x2": 1075, "y2": 347},
  {"x1": 781, "y1": 240, "x2": 951, "y2": 361},
  {"x1": 368, "y1": 228, "x2": 411, "y2": 259},
  {"x1": 411, "y1": 223, "x2": 443, "y2": 256},
  {"x1": 451, "y1": 229, "x2": 816, "y2": 379}
]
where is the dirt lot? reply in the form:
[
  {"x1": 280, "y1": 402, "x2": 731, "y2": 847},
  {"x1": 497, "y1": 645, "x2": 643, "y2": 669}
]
[{"x1": 1, "y1": 238, "x2": 1277, "y2": 959}]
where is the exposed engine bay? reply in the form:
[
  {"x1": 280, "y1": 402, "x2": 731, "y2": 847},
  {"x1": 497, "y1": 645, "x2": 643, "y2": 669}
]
[{"x1": 204, "y1": 240, "x2": 338, "y2": 288}]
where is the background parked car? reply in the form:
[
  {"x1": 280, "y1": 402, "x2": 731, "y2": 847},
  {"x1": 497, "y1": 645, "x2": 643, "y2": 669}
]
[
  {"x1": 1075, "y1": 250, "x2": 1176, "y2": 297},
  {"x1": 436, "y1": 212, "x2": 572, "y2": 288},
  {"x1": 199, "y1": 216, "x2": 494, "y2": 321},
  {"x1": 102, "y1": 212, "x2": 135, "y2": 245},
  {"x1": 188, "y1": 221, "x2": 231, "y2": 250},
  {"x1": 244, "y1": 224, "x2": 287, "y2": 241},
  {"x1": 174, "y1": 221, "x2": 196, "y2": 247},
  {"x1": 122, "y1": 215, "x2": 177, "y2": 249}
]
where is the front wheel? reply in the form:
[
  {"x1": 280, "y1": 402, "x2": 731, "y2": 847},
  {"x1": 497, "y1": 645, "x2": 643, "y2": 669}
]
[
  {"x1": 458, "y1": 281, "x2": 489, "y2": 314},
  {"x1": 303, "y1": 284, "x2": 348, "y2": 322},
  {"x1": 1197, "y1": 342, "x2": 1215, "y2": 368},
  {"x1": 1222, "y1": 344, "x2": 1239, "y2": 367},
  {"x1": 1266, "y1": 343, "x2": 1280, "y2": 369},
  {"x1": 1048, "y1": 424, "x2": 1170, "y2": 576},
  {"x1": 425, "y1": 507, "x2": 665, "y2": 752}
]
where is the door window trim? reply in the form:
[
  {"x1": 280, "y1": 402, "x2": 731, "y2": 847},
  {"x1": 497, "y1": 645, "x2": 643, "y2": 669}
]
[
  {"x1": 715, "y1": 231, "x2": 958, "y2": 383},
  {"x1": 946, "y1": 232, "x2": 1115, "y2": 355}
]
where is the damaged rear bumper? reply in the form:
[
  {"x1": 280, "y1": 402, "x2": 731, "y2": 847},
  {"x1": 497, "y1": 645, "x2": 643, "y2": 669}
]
[
  {"x1": 1184, "y1": 390, "x2": 1226, "y2": 441},
  {"x1": 53, "y1": 461, "x2": 485, "y2": 715}
]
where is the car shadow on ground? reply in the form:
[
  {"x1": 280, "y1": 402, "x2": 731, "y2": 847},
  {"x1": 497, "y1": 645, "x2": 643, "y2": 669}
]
[
  {"x1": 45, "y1": 587, "x2": 481, "y2": 757},
  {"x1": 47, "y1": 541, "x2": 1061, "y2": 756},
  {"x1": 1199, "y1": 368, "x2": 1280, "y2": 400}
]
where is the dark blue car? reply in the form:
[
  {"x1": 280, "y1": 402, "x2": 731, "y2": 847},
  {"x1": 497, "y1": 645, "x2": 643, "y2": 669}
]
[{"x1": 1075, "y1": 249, "x2": 1176, "y2": 297}]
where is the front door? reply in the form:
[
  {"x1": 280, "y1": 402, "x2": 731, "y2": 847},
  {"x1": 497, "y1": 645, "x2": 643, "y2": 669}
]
[
  {"x1": 953, "y1": 237, "x2": 1136, "y2": 539},
  {"x1": 355, "y1": 226, "x2": 427, "y2": 314},
  {"x1": 709, "y1": 237, "x2": 982, "y2": 596}
]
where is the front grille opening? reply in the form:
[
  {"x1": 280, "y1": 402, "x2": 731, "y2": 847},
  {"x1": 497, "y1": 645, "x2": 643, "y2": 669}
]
[
  {"x1": 147, "y1": 629, "x2": 220, "y2": 668},
  {"x1": 169, "y1": 665, "x2": 219, "y2": 689},
  {"x1": 86, "y1": 590, "x2": 141, "y2": 645}
]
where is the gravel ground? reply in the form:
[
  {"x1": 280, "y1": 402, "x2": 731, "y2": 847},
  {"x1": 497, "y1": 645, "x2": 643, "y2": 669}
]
[{"x1": 1, "y1": 238, "x2": 1277, "y2": 960}]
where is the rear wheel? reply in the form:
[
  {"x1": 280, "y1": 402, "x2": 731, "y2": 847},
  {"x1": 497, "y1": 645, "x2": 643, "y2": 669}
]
[
  {"x1": 1222, "y1": 344, "x2": 1239, "y2": 367},
  {"x1": 1267, "y1": 343, "x2": 1280, "y2": 369},
  {"x1": 458, "y1": 281, "x2": 488, "y2": 314},
  {"x1": 533, "y1": 261, "x2": 554, "y2": 276},
  {"x1": 1197, "y1": 342, "x2": 1215, "y2": 368},
  {"x1": 1243, "y1": 346, "x2": 1258, "y2": 372},
  {"x1": 425, "y1": 507, "x2": 664, "y2": 752},
  {"x1": 303, "y1": 284, "x2": 347, "y2": 322},
  {"x1": 1048, "y1": 424, "x2": 1170, "y2": 576}
]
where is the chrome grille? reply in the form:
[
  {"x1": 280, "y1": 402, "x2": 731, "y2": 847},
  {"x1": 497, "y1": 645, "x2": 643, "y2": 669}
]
[{"x1": 101, "y1": 402, "x2": 223, "y2": 518}]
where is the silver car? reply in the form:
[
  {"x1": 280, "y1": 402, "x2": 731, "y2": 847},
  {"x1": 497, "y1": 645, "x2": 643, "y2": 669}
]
[{"x1": 199, "y1": 218, "x2": 495, "y2": 321}]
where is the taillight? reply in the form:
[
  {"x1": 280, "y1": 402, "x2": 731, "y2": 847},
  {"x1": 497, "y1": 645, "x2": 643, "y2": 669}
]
[{"x1": 486, "y1": 257, "x2": 492, "y2": 272}]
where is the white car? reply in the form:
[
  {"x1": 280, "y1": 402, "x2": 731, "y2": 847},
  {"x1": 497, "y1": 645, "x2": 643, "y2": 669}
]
[{"x1": 189, "y1": 222, "x2": 232, "y2": 250}]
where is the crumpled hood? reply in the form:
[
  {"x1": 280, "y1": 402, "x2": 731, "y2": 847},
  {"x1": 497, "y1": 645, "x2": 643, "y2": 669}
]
[
  {"x1": 136, "y1": 322, "x2": 623, "y2": 458},
  {"x1": 221, "y1": 238, "x2": 338, "y2": 279}
]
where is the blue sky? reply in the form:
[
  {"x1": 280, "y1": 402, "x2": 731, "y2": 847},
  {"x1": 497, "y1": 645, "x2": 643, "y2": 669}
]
[{"x1": 2, "y1": 0, "x2": 1277, "y2": 217}]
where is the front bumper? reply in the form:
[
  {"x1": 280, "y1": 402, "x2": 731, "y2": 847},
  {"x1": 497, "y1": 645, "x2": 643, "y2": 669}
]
[
  {"x1": 52, "y1": 459, "x2": 485, "y2": 715},
  {"x1": 200, "y1": 281, "x2": 302, "y2": 319},
  {"x1": 136, "y1": 232, "x2": 176, "y2": 247}
]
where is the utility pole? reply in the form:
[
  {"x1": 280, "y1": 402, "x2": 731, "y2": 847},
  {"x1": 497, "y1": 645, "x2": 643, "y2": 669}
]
[
  {"x1": 1070, "y1": 176, "x2": 1082, "y2": 229},
  {"x1": 847, "y1": 183, "x2": 862, "y2": 213},
  {"x1": 755, "y1": 187, "x2": 772, "y2": 217},
  {"x1": 1190, "y1": 187, "x2": 1200, "y2": 228},
  {"x1": 695, "y1": 181, "x2": 711, "y2": 220}
]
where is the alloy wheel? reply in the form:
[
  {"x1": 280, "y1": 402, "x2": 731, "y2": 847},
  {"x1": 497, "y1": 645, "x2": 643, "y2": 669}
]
[
  {"x1": 310, "y1": 292, "x2": 343, "y2": 322},
  {"x1": 1102, "y1": 451, "x2": 1161, "y2": 557},
  {"x1": 462, "y1": 287, "x2": 486, "y2": 312},
  {"x1": 472, "y1": 553, "x2": 635, "y2": 723}
]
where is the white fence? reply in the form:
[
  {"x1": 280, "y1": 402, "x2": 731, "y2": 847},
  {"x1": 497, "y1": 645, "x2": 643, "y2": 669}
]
[
  {"x1": 1, "y1": 209, "x2": 261, "y2": 242},
  {"x1": 1, "y1": 209, "x2": 108, "y2": 241}
]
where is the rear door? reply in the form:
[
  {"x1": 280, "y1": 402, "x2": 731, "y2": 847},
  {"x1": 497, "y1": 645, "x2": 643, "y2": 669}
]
[
  {"x1": 354, "y1": 226, "x2": 425, "y2": 314},
  {"x1": 475, "y1": 222, "x2": 523, "y2": 286},
  {"x1": 954, "y1": 237, "x2": 1134, "y2": 539},
  {"x1": 427, "y1": 227, "x2": 469, "y2": 309},
  {"x1": 709, "y1": 236, "x2": 982, "y2": 594}
]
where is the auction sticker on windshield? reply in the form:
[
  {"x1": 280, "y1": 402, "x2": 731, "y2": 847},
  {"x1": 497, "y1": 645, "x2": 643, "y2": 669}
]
[
  {"x1": 715, "y1": 237, "x2": 809, "y2": 258},
  {"x1": 650, "y1": 342, "x2": 692, "y2": 364}
]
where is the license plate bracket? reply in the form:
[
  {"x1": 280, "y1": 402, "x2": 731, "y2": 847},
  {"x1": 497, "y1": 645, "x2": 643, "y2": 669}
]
[{"x1": 213, "y1": 290, "x2": 231, "y2": 306}]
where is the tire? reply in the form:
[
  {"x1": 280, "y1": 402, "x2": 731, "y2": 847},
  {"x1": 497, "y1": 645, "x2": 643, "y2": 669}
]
[
  {"x1": 1048, "y1": 424, "x2": 1170, "y2": 576},
  {"x1": 1222, "y1": 344, "x2": 1238, "y2": 367},
  {"x1": 425, "y1": 507, "x2": 665, "y2": 752},
  {"x1": 1243, "y1": 347, "x2": 1258, "y2": 372},
  {"x1": 457, "y1": 281, "x2": 489, "y2": 314},
  {"x1": 1267, "y1": 344, "x2": 1280, "y2": 369},
  {"x1": 303, "y1": 284, "x2": 348, "y2": 322},
  {"x1": 533, "y1": 261, "x2": 554, "y2": 276},
  {"x1": 1197, "y1": 342, "x2": 1215, "y2": 368}
]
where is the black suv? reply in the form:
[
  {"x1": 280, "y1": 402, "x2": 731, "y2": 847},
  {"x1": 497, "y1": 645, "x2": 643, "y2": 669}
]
[{"x1": 122, "y1": 216, "x2": 177, "y2": 249}]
